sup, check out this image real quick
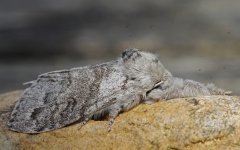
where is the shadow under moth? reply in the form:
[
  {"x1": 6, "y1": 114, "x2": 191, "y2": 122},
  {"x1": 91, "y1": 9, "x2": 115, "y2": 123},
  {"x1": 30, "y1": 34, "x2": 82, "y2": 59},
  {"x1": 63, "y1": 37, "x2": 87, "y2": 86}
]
[{"x1": 8, "y1": 48, "x2": 231, "y2": 133}]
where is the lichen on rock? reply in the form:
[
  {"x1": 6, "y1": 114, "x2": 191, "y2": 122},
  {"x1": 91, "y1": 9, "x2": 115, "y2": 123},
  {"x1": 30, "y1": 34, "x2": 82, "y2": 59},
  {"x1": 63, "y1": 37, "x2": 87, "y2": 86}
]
[{"x1": 1, "y1": 91, "x2": 240, "y2": 150}]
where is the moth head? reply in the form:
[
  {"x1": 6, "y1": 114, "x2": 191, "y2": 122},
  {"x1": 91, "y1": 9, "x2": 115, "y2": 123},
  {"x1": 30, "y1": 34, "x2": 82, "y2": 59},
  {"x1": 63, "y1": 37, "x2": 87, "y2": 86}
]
[
  {"x1": 145, "y1": 69, "x2": 174, "y2": 101},
  {"x1": 160, "y1": 69, "x2": 174, "y2": 89},
  {"x1": 122, "y1": 48, "x2": 167, "y2": 90}
]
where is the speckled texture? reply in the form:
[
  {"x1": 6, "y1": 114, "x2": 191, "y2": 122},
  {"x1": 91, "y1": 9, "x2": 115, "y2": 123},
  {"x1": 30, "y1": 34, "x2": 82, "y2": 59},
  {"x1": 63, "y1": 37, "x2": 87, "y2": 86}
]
[
  {"x1": 1, "y1": 91, "x2": 240, "y2": 150},
  {"x1": 8, "y1": 49, "x2": 167, "y2": 133}
]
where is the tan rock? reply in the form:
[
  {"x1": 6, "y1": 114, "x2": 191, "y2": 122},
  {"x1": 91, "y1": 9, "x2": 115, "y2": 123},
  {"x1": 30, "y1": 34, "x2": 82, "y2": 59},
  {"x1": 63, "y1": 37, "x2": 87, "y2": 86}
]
[{"x1": 1, "y1": 91, "x2": 240, "y2": 150}]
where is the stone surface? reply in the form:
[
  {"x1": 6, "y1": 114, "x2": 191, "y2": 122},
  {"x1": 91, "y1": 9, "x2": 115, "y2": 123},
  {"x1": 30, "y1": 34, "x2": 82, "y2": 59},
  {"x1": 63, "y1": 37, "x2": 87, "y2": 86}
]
[{"x1": 1, "y1": 91, "x2": 240, "y2": 150}]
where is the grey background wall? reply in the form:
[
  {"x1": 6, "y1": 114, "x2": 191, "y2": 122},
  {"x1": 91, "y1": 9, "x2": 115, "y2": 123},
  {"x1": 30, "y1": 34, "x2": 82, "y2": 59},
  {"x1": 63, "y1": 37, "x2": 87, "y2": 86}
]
[{"x1": 0, "y1": 0, "x2": 239, "y2": 94}]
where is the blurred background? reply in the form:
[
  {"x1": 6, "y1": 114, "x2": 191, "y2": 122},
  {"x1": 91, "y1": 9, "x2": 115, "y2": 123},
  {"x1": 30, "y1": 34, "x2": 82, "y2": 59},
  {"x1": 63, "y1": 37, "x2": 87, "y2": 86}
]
[{"x1": 0, "y1": 0, "x2": 239, "y2": 94}]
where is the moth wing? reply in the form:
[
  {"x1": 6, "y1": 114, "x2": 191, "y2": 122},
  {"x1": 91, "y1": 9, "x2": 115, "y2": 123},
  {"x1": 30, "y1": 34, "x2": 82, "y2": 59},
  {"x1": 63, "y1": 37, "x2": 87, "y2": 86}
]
[{"x1": 8, "y1": 62, "x2": 121, "y2": 133}]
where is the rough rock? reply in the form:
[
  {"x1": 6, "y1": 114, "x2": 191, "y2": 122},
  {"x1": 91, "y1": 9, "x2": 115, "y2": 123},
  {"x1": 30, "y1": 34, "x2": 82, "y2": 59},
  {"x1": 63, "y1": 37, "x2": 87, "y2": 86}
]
[{"x1": 1, "y1": 91, "x2": 240, "y2": 150}]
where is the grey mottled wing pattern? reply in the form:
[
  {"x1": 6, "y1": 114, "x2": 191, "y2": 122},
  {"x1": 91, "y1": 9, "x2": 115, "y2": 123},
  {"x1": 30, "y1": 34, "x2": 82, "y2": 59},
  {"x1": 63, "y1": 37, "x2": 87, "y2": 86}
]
[
  {"x1": 8, "y1": 61, "x2": 124, "y2": 133},
  {"x1": 8, "y1": 48, "x2": 169, "y2": 133}
]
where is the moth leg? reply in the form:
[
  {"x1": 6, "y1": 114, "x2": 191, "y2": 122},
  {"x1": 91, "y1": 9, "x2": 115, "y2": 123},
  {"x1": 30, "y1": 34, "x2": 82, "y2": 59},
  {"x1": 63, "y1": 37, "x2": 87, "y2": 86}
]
[
  {"x1": 107, "y1": 94, "x2": 142, "y2": 132},
  {"x1": 77, "y1": 118, "x2": 90, "y2": 130},
  {"x1": 107, "y1": 106, "x2": 121, "y2": 132}
]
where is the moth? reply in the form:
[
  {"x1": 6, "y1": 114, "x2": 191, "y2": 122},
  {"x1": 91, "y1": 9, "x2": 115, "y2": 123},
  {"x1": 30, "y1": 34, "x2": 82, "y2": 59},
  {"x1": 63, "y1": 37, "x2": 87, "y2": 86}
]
[
  {"x1": 8, "y1": 48, "x2": 231, "y2": 133},
  {"x1": 8, "y1": 48, "x2": 168, "y2": 133}
]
